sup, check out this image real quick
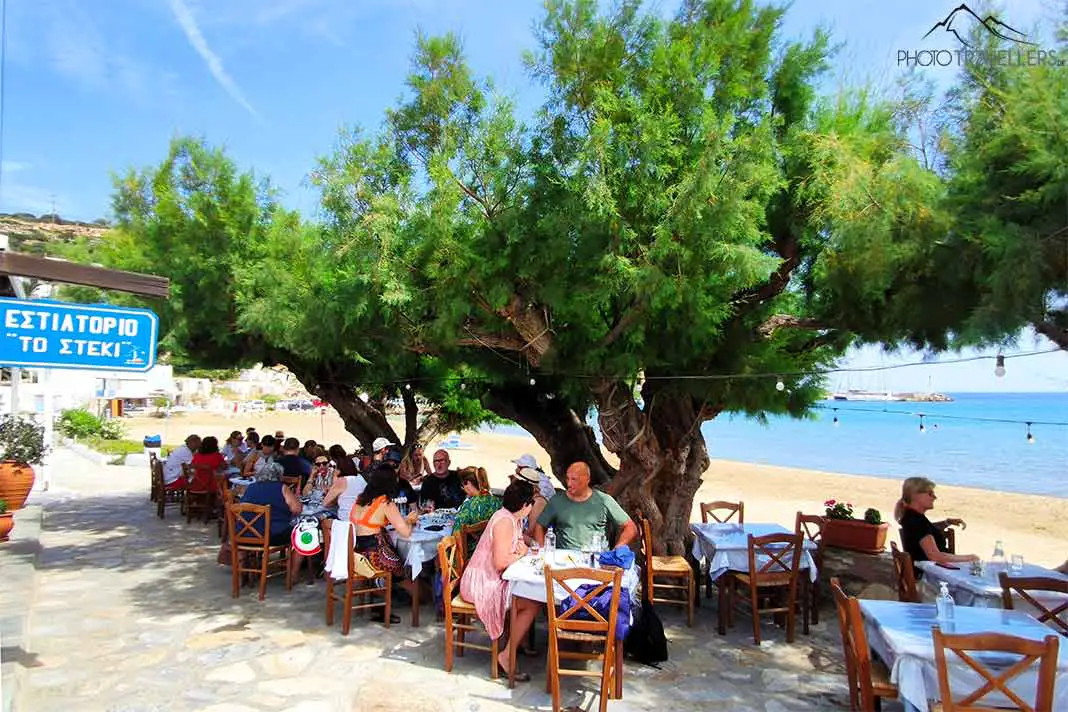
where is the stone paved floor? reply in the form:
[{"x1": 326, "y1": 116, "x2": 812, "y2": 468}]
[{"x1": 1, "y1": 448, "x2": 906, "y2": 711}]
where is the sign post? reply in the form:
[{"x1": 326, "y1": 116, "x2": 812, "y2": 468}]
[{"x1": 0, "y1": 299, "x2": 158, "y2": 372}]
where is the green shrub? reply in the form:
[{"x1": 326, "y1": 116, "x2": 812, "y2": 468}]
[
  {"x1": 0, "y1": 498, "x2": 8, "y2": 513},
  {"x1": 864, "y1": 508, "x2": 883, "y2": 525},
  {"x1": 98, "y1": 418, "x2": 126, "y2": 440},
  {"x1": 84, "y1": 438, "x2": 146, "y2": 456},
  {"x1": 0, "y1": 414, "x2": 48, "y2": 465},
  {"x1": 58, "y1": 408, "x2": 103, "y2": 439}
]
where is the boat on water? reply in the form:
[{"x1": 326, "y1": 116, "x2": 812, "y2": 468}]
[{"x1": 828, "y1": 389, "x2": 953, "y2": 402}]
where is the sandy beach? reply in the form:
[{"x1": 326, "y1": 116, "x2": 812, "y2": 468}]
[{"x1": 122, "y1": 409, "x2": 1068, "y2": 568}]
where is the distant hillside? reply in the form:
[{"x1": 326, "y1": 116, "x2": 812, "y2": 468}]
[{"x1": 0, "y1": 213, "x2": 110, "y2": 255}]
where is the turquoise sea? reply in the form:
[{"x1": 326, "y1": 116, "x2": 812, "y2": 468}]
[{"x1": 488, "y1": 393, "x2": 1068, "y2": 499}]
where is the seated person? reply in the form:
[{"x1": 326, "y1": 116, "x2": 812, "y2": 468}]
[
  {"x1": 303, "y1": 453, "x2": 336, "y2": 499},
  {"x1": 221, "y1": 431, "x2": 248, "y2": 468},
  {"x1": 321, "y1": 464, "x2": 367, "y2": 523},
  {"x1": 534, "y1": 462, "x2": 637, "y2": 551},
  {"x1": 460, "y1": 480, "x2": 539, "y2": 682},
  {"x1": 241, "y1": 435, "x2": 277, "y2": 478},
  {"x1": 511, "y1": 467, "x2": 550, "y2": 541},
  {"x1": 328, "y1": 444, "x2": 360, "y2": 478},
  {"x1": 162, "y1": 434, "x2": 200, "y2": 490},
  {"x1": 348, "y1": 465, "x2": 419, "y2": 577},
  {"x1": 238, "y1": 463, "x2": 305, "y2": 581},
  {"x1": 276, "y1": 437, "x2": 313, "y2": 489},
  {"x1": 419, "y1": 449, "x2": 465, "y2": 510},
  {"x1": 453, "y1": 467, "x2": 502, "y2": 530},
  {"x1": 189, "y1": 436, "x2": 227, "y2": 492},
  {"x1": 398, "y1": 443, "x2": 431, "y2": 486},
  {"x1": 894, "y1": 476, "x2": 978, "y2": 575}
]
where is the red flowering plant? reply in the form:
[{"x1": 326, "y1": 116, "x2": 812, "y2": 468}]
[{"x1": 823, "y1": 499, "x2": 855, "y2": 520}]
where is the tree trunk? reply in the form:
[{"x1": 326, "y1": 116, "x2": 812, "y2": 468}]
[
  {"x1": 313, "y1": 382, "x2": 398, "y2": 451},
  {"x1": 482, "y1": 383, "x2": 617, "y2": 486},
  {"x1": 593, "y1": 378, "x2": 713, "y2": 556}
]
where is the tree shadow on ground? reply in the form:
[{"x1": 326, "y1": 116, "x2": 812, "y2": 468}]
[{"x1": 30, "y1": 490, "x2": 857, "y2": 710}]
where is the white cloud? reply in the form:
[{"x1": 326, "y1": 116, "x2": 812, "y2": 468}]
[
  {"x1": 1, "y1": 161, "x2": 30, "y2": 175},
  {"x1": 167, "y1": 0, "x2": 260, "y2": 119}
]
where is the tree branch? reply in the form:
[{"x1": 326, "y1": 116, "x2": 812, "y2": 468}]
[
  {"x1": 1035, "y1": 319, "x2": 1068, "y2": 351},
  {"x1": 757, "y1": 314, "x2": 829, "y2": 337}
]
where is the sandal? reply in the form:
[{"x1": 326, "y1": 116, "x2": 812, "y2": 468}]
[
  {"x1": 510, "y1": 672, "x2": 531, "y2": 683},
  {"x1": 370, "y1": 612, "x2": 402, "y2": 624},
  {"x1": 518, "y1": 645, "x2": 539, "y2": 657}
]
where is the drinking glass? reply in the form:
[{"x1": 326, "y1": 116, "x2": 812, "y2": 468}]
[{"x1": 1011, "y1": 554, "x2": 1024, "y2": 573}]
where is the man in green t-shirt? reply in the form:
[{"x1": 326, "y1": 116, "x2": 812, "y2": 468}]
[{"x1": 534, "y1": 461, "x2": 637, "y2": 551}]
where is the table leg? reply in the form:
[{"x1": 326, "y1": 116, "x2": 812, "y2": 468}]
[
  {"x1": 508, "y1": 594, "x2": 518, "y2": 689},
  {"x1": 402, "y1": 578, "x2": 420, "y2": 627}
]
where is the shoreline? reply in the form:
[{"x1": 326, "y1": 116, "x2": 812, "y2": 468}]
[{"x1": 122, "y1": 410, "x2": 1068, "y2": 568}]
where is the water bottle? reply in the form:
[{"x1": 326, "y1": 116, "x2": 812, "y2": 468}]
[
  {"x1": 545, "y1": 526, "x2": 556, "y2": 565},
  {"x1": 936, "y1": 582, "x2": 955, "y2": 621},
  {"x1": 395, "y1": 493, "x2": 408, "y2": 518},
  {"x1": 991, "y1": 540, "x2": 1006, "y2": 574}
]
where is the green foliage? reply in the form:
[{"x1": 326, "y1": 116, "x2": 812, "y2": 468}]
[
  {"x1": 83, "y1": 438, "x2": 147, "y2": 456},
  {"x1": 262, "y1": 394, "x2": 280, "y2": 406},
  {"x1": 0, "y1": 415, "x2": 48, "y2": 465},
  {"x1": 864, "y1": 507, "x2": 882, "y2": 525},
  {"x1": 0, "y1": 498, "x2": 7, "y2": 513},
  {"x1": 98, "y1": 419, "x2": 126, "y2": 441},
  {"x1": 823, "y1": 498, "x2": 854, "y2": 520},
  {"x1": 57, "y1": 408, "x2": 104, "y2": 439},
  {"x1": 178, "y1": 368, "x2": 240, "y2": 380}
]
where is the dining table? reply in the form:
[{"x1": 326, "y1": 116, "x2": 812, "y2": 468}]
[
  {"x1": 859, "y1": 598, "x2": 1068, "y2": 711},
  {"x1": 916, "y1": 560, "x2": 1068, "y2": 613},
  {"x1": 689, "y1": 522, "x2": 819, "y2": 582},
  {"x1": 501, "y1": 549, "x2": 640, "y2": 693},
  {"x1": 389, "y1": 511, "x2": 455, "y2": 580}
]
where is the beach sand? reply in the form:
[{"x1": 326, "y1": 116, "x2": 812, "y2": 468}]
[{"x1": 124, "y1": 409, "x2": 1068, "y2": 568}]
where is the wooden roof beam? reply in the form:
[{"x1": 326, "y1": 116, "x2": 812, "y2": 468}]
[{"x1": 0, "y1": 252, "x2": 170, "y2": 298}]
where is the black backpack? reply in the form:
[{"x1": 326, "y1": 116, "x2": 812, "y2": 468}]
[{"x1": 623, "y1": 599, "x2": 668, "y2": 666}]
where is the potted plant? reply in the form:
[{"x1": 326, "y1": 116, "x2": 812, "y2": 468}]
[
  {"x1": 821, "y1": 499, "x2": 889, "y2": 554},
  {"x1": 0, "y1": 414, "x2": 48, "y2": 511},
  {"x1": 0, "y1": 498, "x2": 12, "y2": 541}
]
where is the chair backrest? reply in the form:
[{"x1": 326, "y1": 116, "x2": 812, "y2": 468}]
[
  {"x1": 151, "y1": 457, "x2": 165, "y2": 487},
  {"x1": 830, "y1": 578, "x2": 860, "y2": 711},
  {"x1": 795, "y1": 512, "x2": 825, "y2": 562},
  {"x1": 637, "y1": 516, "x2": 656, "y2": 599},
  {"x1": 746, "y1": 533, "x2": 803, "y2": 581},
  {"x1": 831, "y1": 577, "x2": 882, "y2": 712},
  {"x1": 545, "y1": 565, "x2": 623, "y2": 638},
  {"x1": 999, "y1": 572, "x2": 1068, "y2": 636},
  {"x1": 890, "y1": 541, "x2": 920, "y2": 603},
  {"x1": 932, "y1": 626, "x2": 1060, "y2": 712},
  {"x1": 438, "y1": 535, "x2": 464, "y2": 600},
  {"x1": 229, "y1": 503, "x2": 271, "y2": 548},
  {"x1": 458, "y1": 520, "x2": 488, "y2": 563},
  {"x1": 945, "y1": 525, "x2": 957, "y2": 554},
  {"x1": 700, "y1": 500, "x2": 744, "y2": 524},
  {"x1": 189, "y1": 462, "x2": 217, "y2": 493}
]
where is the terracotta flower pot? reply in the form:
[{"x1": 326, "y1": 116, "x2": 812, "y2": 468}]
[
  {"x1": 823, "y1": 518, "x2": 889, "y2": 555},
  {"x1": 0, "y1": 512, "x2": 13, "y2": 542},
  {"x1": 0, "y1": 461, "x2": 36, "y2": 511}
]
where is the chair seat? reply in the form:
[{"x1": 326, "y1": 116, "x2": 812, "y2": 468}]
[
  {"x1": 451, "y1": 594, "x2": 477, "y2": 613},
  {"x1": 652, "y1": 555, "x2": 692, "y2": 574},
  {"x1": 871, "y1": 659, "x2": 898, "y2": 698},
  {"x1": 558, "y1": 630, "x2": 609, "y2": 644},
  {"x1": 733, "y1": 571, "x2": 793, "y2": 587}
]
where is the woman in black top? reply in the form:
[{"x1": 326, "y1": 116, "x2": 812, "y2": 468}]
[{"x1": 894, "y1": 476, "x2": 978, "y2": 571}]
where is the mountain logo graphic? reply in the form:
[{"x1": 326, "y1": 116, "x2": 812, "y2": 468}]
[{"x1": 923, "y1": 3, "x2": 1037, "y2": 48}]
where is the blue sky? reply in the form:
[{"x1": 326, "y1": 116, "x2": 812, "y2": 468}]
[{"x1": 0, "y1": 0, "x2": 1063, "y2": 390}]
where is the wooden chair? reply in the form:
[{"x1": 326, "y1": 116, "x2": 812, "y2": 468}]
[
  {"x1": 215, "y1": 474, "x2": 233, "y2": 540},
  {"x1": 544, "y1": 565, "x2": 623, "y2": 712},
  {"x1": 153, "y1": 457, "x2": 184, "y2": 519},
  {"x1": 999, "y1": 572, "x2": 1068, "y2": 636},
  {"x1": 227, "y1": 503, "x2": 292, "y2": 600},
  {"x1": 149, "y1": 453, "x2": 160, "y2": 503},
  {"x1": 322, "y1": 523, "x2": 393, "y2": 633},
  {"x1": 932, "y1": 626, "x2": 1059, "y2": 712},
  {"x1": 890, "y1": 542, "x2": 920, "y2": 603},
  {"x1": 185, "y1": 463, "x2": 218, "y2": 525},
  {"x1": 726, "y1": 532, "x2": 806, "y2": 644},
  {"x1": 830, "y1": 577, "x2": 898, "y2": 711},
  {"x1": 458, "y1": 520, "x2": 488, "y2": 565},
  {"x1": 438, "y1": 535, "x2": 498, "y2": 677},
  {"x1": 638, "y1": 516, "x2": 694, "y2": 626},
  {"x1": 700, "y1": 500, "x2": 744, "y2": 524},
  {"x1": 795, "y1": 512, "x2": 826, "y2": 625}
]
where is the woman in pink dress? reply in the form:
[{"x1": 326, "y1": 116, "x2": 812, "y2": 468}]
[{"x1": 460, "y1": 480, "x2": 540, "y2": 681}]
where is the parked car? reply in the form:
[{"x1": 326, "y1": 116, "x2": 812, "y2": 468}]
[{"x1": 246, "y1": 400, "x2": 266, "y2": 412}]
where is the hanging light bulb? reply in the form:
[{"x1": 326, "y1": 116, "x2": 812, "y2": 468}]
[
  {"x1": 459, "y1": 381, "x2": 466, "y2": 391},
  {"x1": 919, "y1": 414, "x2": 926, "y2": 434},
  {"x1": 404, "y1": 383, "x2": 412, "y2": 391},
  {"x1": 994, "y1": 354, "x2": 1006, "y2": 378},
  {"x1": 775, "y1": 378, "x2": 786, "y2": 392},
  {"x1": 529, "y1": 377, "x2": 536, "y2": 386},
  {"x1": 832, "y1": 408, "x2": 839, "y2": 426},
  {"x1": 1026, "y1": 422, "x2": 1035, "y2": 444}
]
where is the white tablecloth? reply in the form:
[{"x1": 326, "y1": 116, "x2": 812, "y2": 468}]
[
  {"x1": 859, "y1": 599, "x2": 1068, "y2": 711},
  {"x1": 917, "y1": 561, "x2": 1068, "y2": 611},
  {"x1": 389, "y1": 515, "x2": 453, "y2": 579},
  {"x1": 689, "y1": 523, "x2": 818, "y2": 582},
  {"x1": 502, "y1": 549, "x2": 641, "y2": 605}
]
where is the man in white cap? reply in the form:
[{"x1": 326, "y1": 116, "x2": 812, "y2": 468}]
[{"x1": 371, "y1": 437, "x2": 395, "y2": 462}]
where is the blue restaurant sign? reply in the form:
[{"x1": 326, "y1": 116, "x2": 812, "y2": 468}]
[{"x1": 0, "y1": 299, "x2": 158, "y2": 372}]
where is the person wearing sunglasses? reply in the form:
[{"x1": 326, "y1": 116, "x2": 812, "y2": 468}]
[
  {"x1": 303, "y1": 454, "x2": 336, "y2": 499},
  {"x1": 419, "y1": 449, "x2": 465, "y2": 510}
]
